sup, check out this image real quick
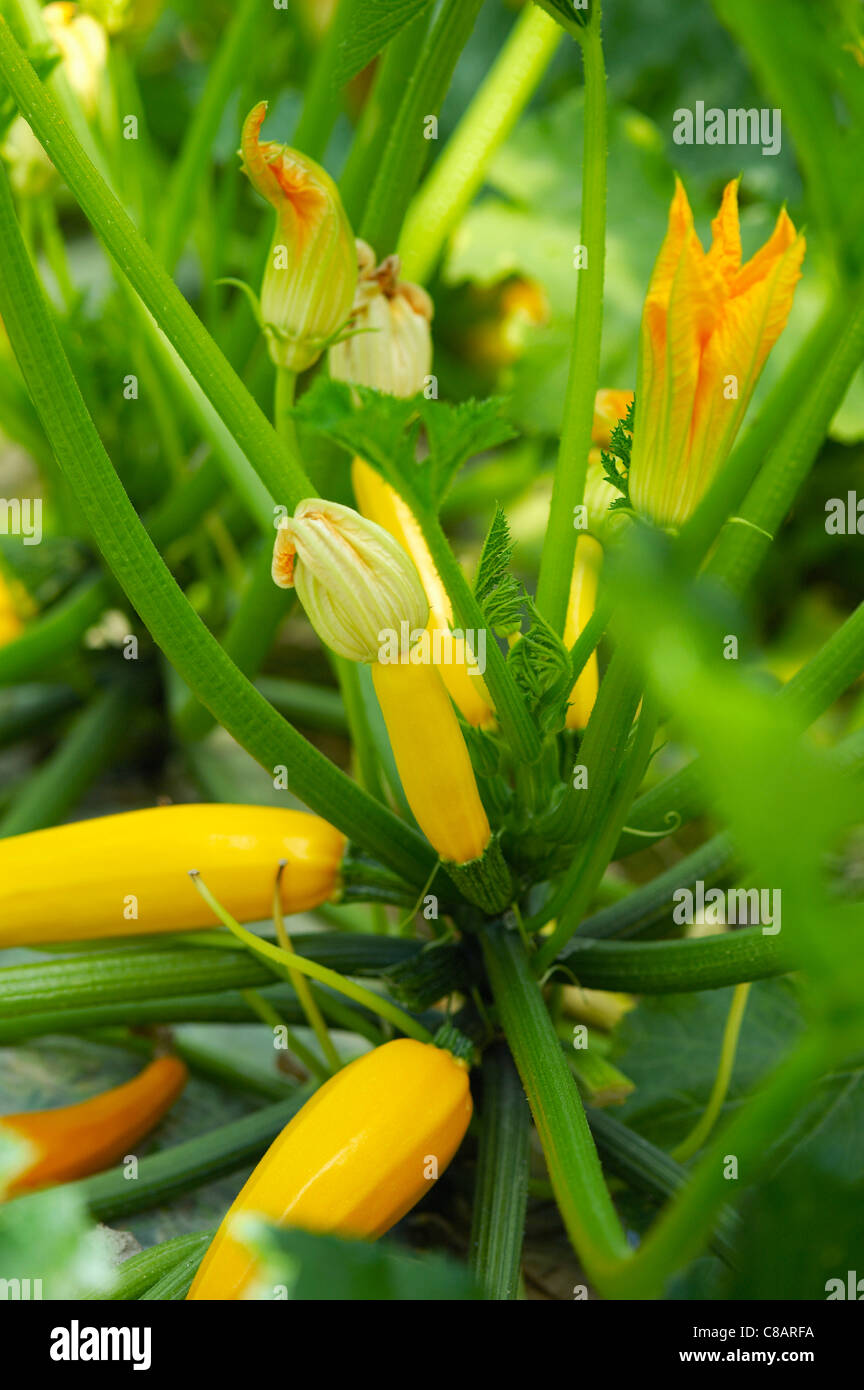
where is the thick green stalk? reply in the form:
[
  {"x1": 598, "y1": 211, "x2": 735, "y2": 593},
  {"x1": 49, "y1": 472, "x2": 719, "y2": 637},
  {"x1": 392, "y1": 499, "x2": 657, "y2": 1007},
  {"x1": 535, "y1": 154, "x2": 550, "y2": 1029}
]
[
  {"x1": 175, "y1": 543, "x2": 291, "y2": 741},
  {"x1": 0, "y1": 157, "x2": 436, "y2": 888},
  {"x1": 0, "y1": 18, "x2": 312, "y2": 512},
  {"x1": 0, "y1": 936, "x2": 420, "y2": 1023},
  {"x1": 399, "y1": 6, "x2": 562, "y2": 283},
  {"x1": 554, "y1": 927, "x2": 788, "y2": 994},
  {"x1": 339, "y1": 10, "x2": 434, "y2": 222},
  {"x1": 155, "y1": 0, "x2": 263, "y2": 269},
  {"x1": 482, "y1": 923, "x2": 631, "y2": 1288},
  {"x1": 535, "y1": 13, "x2": 607, "y2": 631},
  {"x1": 469, "y1": 1042, "x2": 531, "y2": 1300},
  {"x1": 360, "y1": 0, "x2": 485, "y2": 255},
  {"x1": 0, "y1": 683, "x2": 130, "y2": 837},
  {"x1": 580, "y1": 833, "x2": 734, "y2": 940}
]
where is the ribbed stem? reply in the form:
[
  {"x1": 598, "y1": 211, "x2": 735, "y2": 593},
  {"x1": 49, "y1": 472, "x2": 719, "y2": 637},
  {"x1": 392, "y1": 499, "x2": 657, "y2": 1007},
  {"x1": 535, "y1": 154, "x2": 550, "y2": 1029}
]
[
  {"x1": 554, "y1": 928, "x2": 788, "y2": 994},
  {"x1": 360, "y1": 0, "x2": 485, "y2": 255},
  {"x1": 400, "y1": 6, "x2": 562, "y2": 283},
  {"x1": 482, "y1": 923, "x2": 631, "y2": 1289},
  {"x1": 535, "y1": 14, "x2": 607, "y2": 631},
  {"x1": 469, "y1": 1042, "x2": 530, "y2": 1300}
]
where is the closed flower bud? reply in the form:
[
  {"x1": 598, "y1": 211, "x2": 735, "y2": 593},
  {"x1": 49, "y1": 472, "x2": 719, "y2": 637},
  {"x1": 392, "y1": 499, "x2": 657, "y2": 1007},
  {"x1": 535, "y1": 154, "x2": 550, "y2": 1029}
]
[
  {"x1": 629, "y1": 178, "x2": 805, "y2": 527},
  {"x1": 329, "y1": 248, "x2": 433, "y2": 398},
  {"x1": 563, "y1": 534, "x2": 602, "y2": 730},
  {"x1": 272, "y1": 498, "x2": 429, "y2": 664},
  {"x1": 0, "y1": 572, "x2": 25, "y2": 647},
  {"x1": 241, "y1": 103, "x2": 357, "y2": 371}
]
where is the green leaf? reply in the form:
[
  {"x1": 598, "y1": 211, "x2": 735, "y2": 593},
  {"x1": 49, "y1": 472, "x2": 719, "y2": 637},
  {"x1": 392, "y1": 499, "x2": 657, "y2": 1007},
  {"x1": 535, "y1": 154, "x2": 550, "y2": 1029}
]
[
  {"x1": 243, "y1": 1223, "x2": 482, "y2": 1300},
  {"x1": 475, "y1": 505, "x2": 525, "y2": 636},
  {"x1": 334, "y1": 0, "x2": 437, "y2": 86},
  {"x1": 507, "y1": 600, "x2": 574, "y2": 735},
  {"x1": 295, "y1": 378, "x2": 514, "y2": 510}
]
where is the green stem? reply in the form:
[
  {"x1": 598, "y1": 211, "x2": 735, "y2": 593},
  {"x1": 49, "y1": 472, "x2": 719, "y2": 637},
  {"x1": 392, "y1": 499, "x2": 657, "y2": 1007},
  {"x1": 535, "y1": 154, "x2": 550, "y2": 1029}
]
[
  {"x1": 191, "y1": 874, "x2": 434, "y2": 1043},
  {"x1": 274, "y1": 365, "x2": 298, "y2": 445},
  {"x1": 254, "y1": 676, "x2": 347, "y2": 733},
  {"x1": 469, "y1": 1041, "x2": 531, "y2": 1300},
  {"x1": 339, "y1": 9, "x2": 434, "y2": 223},
  {"x1": 360, "y1": 0, "x2": 485, "y2": 255},
  {"x1": 291, "y1": 0, "x2": 362, "y2": 160},
  {"x1": 399, "y1": 5, "x2": 562, "y2": 283},
  {"x1": 0, "y1": 18, "x2": 312, "y2": 511},
  {"x1": 0, "y1": 154, "x2": 436, "y2": 888},
  {"x1": 0, "y1": 577, "x2": 107, "y2": 687},
  {"x1": 671, "y1": 983, "x2": 751, "y2": 1163},
  {"x1": 0, "y1": 683, "x2": 130, "y2": 837},
  {"x1": 175, "y1": 543, "x2": 291, "y2": 741},
  {"x1": 553, "y1": 927, "x2": 789, "y2": 994},
  {"x1": 580, "y1": 832, "x2": 734, "y2": 940},
  {"x1": 534, "y1": 13, "x2": 607, "y2": 631},
  {"x1": 240, "y1": 986, "x2": 331, "y2": 1083},
  {"x1": 83, "y1": 1229, "x2": 217, "y2": 1301},
  {"x1": 273, "y1": 865, "x2": 342, "y2": 1074},
  {"x1": 482, "y1": 922, "x2": 631, "y2": 1287},
  {"x1": 155, "y1": 0, "x2": 263, "y2": 270}
]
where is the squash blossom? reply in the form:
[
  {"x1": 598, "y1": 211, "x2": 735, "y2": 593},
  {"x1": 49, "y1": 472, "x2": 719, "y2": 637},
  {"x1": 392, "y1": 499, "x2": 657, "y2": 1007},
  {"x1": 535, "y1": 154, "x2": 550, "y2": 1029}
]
[
  {"x1": 273, "y1": 501, "x2": 507, "y2": 900},
  {"x1": 240, "y1": 102, "x2": 357, "y2": 371},
  {"x1": 629, "y1": 178, "x2": 805, "y2": 527},
  {"x1": 564, "y1": 390, "x2": 634, "y2": 730},
  {"x1": 331, "y1": 244, "x2": 495, "y2": 729}
]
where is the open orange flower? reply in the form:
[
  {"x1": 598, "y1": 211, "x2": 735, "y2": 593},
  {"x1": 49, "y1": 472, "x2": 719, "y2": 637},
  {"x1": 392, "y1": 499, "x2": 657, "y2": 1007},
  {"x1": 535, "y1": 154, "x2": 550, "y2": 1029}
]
[{"x1": 629, "y1": 178, "x2": 805, "y2": 527}]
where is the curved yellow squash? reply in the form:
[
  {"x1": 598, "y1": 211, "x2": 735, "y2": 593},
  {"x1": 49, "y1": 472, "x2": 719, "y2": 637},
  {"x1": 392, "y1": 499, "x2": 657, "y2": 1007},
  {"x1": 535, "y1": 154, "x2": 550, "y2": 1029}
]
[
  {"x1": 0, "y1": 804, "x2": 345, "y2": 947},
  {"x1": 187, "y1": 1039, "x2": 473, "y2": 1300}
]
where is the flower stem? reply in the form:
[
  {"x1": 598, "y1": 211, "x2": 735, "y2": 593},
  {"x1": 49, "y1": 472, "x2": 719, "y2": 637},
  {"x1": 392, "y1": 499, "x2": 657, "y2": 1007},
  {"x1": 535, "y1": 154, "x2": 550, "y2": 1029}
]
[
  {"x1": 481, "y1": 921, "x2": 632, "y2": 1289},
  {"x1": 272, "y1": 863, "x2": 343, "y2": 1074},
  {"x1": 360, "y1": 0, "x2": 485, "y2": 255},
  {"x1": 154, "y1": 0, "x2": 263, "y2": 270},
  {"x1": 469, "y1": 1041, "x2": 531, "y2": 1300},
  {"x1": 399, "y1": 5, "x2": 562, "y2": 283},
  {"x1": 671, "y1": 983, "x2": 752, "y2": 1163},
  {"x1": 191, "y1": 872, "x2": 433, "y2": 1044},
  {"x1": 534, "y1": 11, "x2": 607, "y2": 632}
]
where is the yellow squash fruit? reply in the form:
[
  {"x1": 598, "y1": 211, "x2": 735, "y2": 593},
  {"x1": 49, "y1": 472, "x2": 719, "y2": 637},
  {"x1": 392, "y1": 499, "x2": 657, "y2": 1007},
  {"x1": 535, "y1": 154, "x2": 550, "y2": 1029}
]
[
  {"x1": 187, "y1": 1039, "x2": 473, "y2": 1300},
  {"x1": 0, "y1": 804, "x2": 344, "y2": 947}
]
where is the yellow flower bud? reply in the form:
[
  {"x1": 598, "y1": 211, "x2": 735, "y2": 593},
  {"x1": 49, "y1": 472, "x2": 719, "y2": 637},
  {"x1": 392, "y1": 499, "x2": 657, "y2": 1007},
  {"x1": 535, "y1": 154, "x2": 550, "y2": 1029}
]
[
  {"x1": 329, "y1": 248, "x2": 434, "y2": 398},
  {"x1": 629, "y1": 178, "x2": 805, "y2": 527},
  {"x1": 241, "y1": 103, "x2": 357, "y2": 371},
  {"x1": 0, "y1": 572, "x2": 25, "y2": 648},
  {"x1": 44, "y1": 3, "x2": 108, "y2": 118},
  {"x1": 272, "y1": 498, "x2": 429, "y2": 664}
]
